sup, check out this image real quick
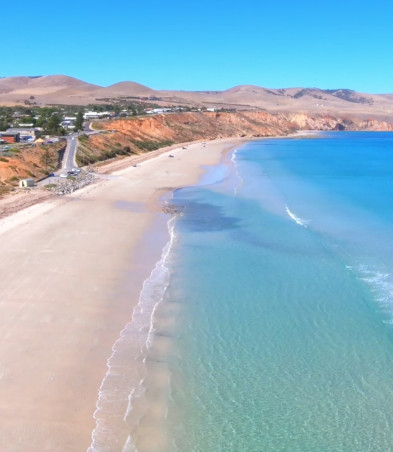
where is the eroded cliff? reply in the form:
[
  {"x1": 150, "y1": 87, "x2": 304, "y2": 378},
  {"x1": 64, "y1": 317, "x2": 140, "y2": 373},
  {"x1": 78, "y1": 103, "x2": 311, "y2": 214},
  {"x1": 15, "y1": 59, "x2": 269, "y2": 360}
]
[{"x1": 78, "y1": 111, "x2": 393, "y2": 165}]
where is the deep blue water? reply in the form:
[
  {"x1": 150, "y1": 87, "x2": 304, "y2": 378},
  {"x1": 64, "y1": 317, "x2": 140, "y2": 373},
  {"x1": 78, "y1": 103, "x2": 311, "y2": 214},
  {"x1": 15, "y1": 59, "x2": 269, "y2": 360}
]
[{"x1": 141, "y1": 132, "x2": 393, "y2": 452}]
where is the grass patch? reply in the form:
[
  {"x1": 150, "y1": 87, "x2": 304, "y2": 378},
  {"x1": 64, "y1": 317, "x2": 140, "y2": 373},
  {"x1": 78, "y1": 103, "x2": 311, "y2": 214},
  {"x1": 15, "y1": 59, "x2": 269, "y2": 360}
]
[
  {"x1": 129, "y1": 139, "x2": 175, "y2": 152},
  {"x1": 90, "y1": 122, "x2": 105, "y2": 130},
  {"x1": 0, "y1": 156, "x2": 9, "y2": 162},
  {"x1": 0, "y1": 185, "x2": 12, "y2": 198},
  {"x1": 44, "y1": 184, "x2": 57, "y2": 189}
]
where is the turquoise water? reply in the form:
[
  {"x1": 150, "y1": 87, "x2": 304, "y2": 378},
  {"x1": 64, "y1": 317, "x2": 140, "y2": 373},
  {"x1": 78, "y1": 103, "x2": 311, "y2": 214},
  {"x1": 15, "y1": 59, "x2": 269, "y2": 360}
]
[{"x1": 148, "y1": 132, "x2": 393, "y2": 452}]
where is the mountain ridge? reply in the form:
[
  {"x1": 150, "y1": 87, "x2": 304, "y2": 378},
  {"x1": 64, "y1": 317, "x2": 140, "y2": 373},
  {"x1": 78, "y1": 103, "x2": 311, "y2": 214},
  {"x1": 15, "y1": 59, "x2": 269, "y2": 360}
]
[{"x1": 1, "y1": 75, "x2": 393, "y2": 119}]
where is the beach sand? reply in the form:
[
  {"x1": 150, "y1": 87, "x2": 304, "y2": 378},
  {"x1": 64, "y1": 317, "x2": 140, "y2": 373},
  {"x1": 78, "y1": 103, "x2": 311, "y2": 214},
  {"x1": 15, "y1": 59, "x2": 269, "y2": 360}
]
[{"x1": 0, "y1": 138, "x2": 241, "y2": 451}]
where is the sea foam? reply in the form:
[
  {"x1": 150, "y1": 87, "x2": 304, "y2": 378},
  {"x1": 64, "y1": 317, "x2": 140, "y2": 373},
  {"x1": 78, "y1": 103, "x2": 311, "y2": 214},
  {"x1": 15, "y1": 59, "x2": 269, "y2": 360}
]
[
  {"x1": 358, "y1": 264, "x2": 393, "y2": 322},
  {"x1": 88, "y1": 215, "x2": 178, "y2": 452},
  {"x1": 230, "y1": 149, "x2": 244, "y2": 196},
  {"x1": 285, "y1": 205, "x2": 309, "y2": 228}
]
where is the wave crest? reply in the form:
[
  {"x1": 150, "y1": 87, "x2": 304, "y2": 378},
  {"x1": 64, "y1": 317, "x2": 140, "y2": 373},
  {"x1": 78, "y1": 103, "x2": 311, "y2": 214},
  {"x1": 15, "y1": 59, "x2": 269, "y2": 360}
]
[{"x1": 285, "y1": 205, "x2": 309, "y2": 228}]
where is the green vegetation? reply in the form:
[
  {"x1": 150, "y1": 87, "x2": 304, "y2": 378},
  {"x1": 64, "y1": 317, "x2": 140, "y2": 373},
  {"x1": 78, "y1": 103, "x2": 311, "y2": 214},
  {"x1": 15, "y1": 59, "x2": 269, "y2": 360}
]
[
  {"x1": 0, "y1": 185, "x2": 12, "y2": 197},
  {"x1": 76, "y1": 145, "x2": 135, "y2": 166},
  {"x1": 78, "y1": 134, "x2": 89, "y2": 142},
  {"x1": 74, "y1": 111, "x2": 84, "y2": 131},
  {"x1": 0, "y1": 117, "x2": 10, "y2": 131},
  {"x1": 129, "y1": 139, "x2": 175, "y2": 152},
  {"x1": 0, "y1": 156, "x2": 9, "y2": 162},
  {"x1": 90, "y1": 122, "x2": 105, "y2": 130},
  {"x1": 40, "y1": 145, "x2": 61, "y2": 174}
]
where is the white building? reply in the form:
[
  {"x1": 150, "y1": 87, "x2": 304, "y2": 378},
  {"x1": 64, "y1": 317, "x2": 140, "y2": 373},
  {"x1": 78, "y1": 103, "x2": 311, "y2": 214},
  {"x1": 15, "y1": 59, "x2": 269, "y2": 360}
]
[
  {"x1": 83, "y1": 111, "x2": 112, "y2": 120},
  {"x1": 19, "y1": 178, "x2": 35, "y2": 188}
]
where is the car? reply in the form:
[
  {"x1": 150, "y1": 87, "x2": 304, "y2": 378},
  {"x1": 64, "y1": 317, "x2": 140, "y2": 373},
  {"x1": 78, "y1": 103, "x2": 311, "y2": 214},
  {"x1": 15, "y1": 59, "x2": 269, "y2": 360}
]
[
  {"x1": 168, "y1": 154, "x2": 174, "y2": 158},
  {"x1": 59, "y1": 173, "x2": 68, "y2": 178}
]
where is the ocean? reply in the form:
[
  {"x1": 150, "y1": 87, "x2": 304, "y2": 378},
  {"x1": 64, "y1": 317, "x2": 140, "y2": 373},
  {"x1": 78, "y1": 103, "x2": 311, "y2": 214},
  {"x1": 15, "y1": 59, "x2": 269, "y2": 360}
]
[{"x1": 91, "y1": 132, "x2": 393, "y2": 451}]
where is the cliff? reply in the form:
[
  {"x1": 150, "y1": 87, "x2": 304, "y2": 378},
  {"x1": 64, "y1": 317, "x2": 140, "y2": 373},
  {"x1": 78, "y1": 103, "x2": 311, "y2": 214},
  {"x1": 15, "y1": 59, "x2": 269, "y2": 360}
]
[
  {"x1": 77, "y1": 111, "x2": 393, "y2": 164},
  {"x1": 0, "y1": 141, "x2": 65, "y2": 196}
]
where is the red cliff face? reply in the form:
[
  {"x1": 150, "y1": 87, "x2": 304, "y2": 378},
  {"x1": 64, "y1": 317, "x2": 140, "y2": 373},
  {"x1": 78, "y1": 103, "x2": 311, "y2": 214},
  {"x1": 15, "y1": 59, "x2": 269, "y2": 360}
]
[
  {"x1": 80, "y1": 111, "x2": 393, "y2": 164},
  {"x1": 0, "y1": 142, "x2": 65, "y2": 189},
  {"x1": 104, "y1": 111, "x2": 393, "y2": 142}
]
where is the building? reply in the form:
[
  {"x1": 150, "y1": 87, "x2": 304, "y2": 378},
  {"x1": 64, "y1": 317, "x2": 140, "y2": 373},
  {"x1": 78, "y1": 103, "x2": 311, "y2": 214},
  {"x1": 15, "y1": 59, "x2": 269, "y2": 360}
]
[
  {"x1": 6, "y1": 127, "x2": 41, "y2": 139},
  {"x1": 145, "y1": 108, "x2": 172, "y2": 114},
  {"x1": 19, "y1": 178, "x2": 35, "y2": 188},
  {"x1": 0, "y1": 132, "x2": 20, "y2": 143},
  {"x1": 83, "y1": 111, "x2": 112, "y2": 120}
]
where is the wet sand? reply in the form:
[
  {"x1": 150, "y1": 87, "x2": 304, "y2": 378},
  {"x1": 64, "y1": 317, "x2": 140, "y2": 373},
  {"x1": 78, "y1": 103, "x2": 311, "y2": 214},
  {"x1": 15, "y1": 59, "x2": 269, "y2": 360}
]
[{"x1": 0, "y1": 139, "x2": 241, "y2": 451}]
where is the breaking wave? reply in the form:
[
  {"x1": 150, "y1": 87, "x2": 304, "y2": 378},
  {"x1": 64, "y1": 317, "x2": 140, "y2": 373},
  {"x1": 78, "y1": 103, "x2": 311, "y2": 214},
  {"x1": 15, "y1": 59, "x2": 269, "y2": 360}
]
[
  {"x1": 357, "y1": 264, "x2": 393, "y2": 322},
  {"x1": 88, "y1": 215, "x2": 178, "y2": 452},
  {"x1": 285, "y1": 205, "x2": 309, "y2": 228},
  {"x1": 230, "y1": 149, "x2": 244, "y2": 196}
]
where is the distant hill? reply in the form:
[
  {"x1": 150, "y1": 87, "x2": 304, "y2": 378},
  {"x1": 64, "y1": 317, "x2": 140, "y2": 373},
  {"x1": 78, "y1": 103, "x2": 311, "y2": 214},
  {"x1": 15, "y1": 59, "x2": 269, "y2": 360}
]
[{"x1": 1, "y1": 75, "x2": 393, "y2": 119}]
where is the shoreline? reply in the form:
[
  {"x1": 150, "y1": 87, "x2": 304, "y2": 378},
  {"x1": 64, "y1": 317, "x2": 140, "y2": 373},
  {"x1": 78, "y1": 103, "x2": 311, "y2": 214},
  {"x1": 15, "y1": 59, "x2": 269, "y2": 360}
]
[
  {"x1": 0, "y1": 137, "x2": 242, "y2": 451},
  {"x1": 0, "y1": 130, "x2": 318, "y2": 223}
]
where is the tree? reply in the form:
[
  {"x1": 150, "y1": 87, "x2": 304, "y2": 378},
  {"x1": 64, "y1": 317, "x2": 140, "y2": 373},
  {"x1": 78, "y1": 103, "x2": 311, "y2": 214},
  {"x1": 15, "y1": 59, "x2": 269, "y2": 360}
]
[
  {"x1": 40, "y1": 146, "x2": 52, "y2": 174},
  {"x1": 44, "y1": 114, "x2": 63, "y2": 135},
  {"x1": 0, "y1": 118, "x2": 10, "y2": 131},
  {"x1": 74, "y1": 111, "x2": 84, "y2": 132}
]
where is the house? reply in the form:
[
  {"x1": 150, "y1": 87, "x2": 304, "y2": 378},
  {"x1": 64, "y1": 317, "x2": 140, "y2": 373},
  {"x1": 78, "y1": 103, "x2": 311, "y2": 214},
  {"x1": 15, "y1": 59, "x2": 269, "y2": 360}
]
[
  {"x1": 145, "y1": 108, "x2": 172, "y2": 114},
  {"x1": 6, "y1": 127, "x2": 41, "y2": 139},
  {"x1": 19, "y1": 178, "x2": 35, "y2": 188},
  {"x1": 0, "y1": 132, "x2": 20, "y2": 143},
  {"x1": 83, "y1": 111, "x2": 112, "y2": 120}
]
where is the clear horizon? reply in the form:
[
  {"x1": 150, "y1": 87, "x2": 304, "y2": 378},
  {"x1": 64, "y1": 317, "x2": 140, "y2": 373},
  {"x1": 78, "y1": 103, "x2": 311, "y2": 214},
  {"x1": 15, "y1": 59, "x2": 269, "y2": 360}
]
[{"x1": 3, "y1": 0, "x2": 393, "y2": 94}]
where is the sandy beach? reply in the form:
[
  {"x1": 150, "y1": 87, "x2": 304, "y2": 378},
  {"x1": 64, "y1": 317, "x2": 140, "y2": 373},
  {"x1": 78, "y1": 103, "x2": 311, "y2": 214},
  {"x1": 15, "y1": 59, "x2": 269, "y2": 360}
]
[{"x1": 0, "y1": 138, "x2": 241, "y2": 451}]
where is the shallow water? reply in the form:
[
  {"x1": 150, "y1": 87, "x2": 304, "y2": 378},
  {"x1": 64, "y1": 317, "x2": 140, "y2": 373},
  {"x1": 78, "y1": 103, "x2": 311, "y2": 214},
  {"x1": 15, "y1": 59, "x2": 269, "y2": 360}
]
[
  {"x1": 160, "y1": 132, "x2": 393, "y2": 452},
  {"x1": 90, "y1": 132, "x2": 393, "y2": 451}
]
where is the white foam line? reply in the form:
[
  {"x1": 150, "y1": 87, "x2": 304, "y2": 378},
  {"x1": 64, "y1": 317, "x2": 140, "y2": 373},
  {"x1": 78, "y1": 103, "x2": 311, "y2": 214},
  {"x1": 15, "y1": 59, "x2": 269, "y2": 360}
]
[
  {"x1": 230, "y1": 149, "x2": 244, "y2": 196},
  {"x1": 88, "y1": 214, "x2": 178, "y2": 452},
  {"x1": 285, "y1": 205, "x2": 309, "y2": 228}
]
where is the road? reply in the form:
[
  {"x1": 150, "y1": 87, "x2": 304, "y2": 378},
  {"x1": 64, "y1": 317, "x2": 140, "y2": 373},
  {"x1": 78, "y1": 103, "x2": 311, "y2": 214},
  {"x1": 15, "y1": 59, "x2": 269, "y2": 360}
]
[
  {"x1": 60, "y1": 129, "x2": 101, "y2": 174},
  {"x1": 61, "y1": 135, "x2": 78, "y2": 172},
  {"x1": 37, "y1": 128, "x2": 102, "y2": 185}
]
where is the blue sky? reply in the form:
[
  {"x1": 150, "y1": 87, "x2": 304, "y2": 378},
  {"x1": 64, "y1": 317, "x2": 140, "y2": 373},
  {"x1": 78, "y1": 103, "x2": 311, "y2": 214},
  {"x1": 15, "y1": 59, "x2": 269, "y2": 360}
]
[{"x1": 3, "y1": 0, "x2": 393, "y2": 93}]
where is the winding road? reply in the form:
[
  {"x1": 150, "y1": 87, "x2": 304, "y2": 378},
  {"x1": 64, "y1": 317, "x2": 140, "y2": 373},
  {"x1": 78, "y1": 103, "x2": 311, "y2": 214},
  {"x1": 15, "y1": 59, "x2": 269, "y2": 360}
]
[{"x1": 60, "y1": 128, "x2": 101, "y2": 173}]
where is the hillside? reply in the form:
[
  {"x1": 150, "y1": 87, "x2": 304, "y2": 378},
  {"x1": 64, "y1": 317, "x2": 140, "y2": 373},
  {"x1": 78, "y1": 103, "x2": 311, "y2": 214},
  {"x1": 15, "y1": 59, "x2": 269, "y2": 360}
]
[
  {"x1": 0, "y1": 141, "x2": 66, "y2": 196},
  {"x1": 1, "y1": 109, "x2": 393, "y2": 200},
  {"x1": 75, "y1": 111, "x2": 393, "y2": 166},
  {"x1": 1, "y1": 76, "x2": 393, "y2": 120}
]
